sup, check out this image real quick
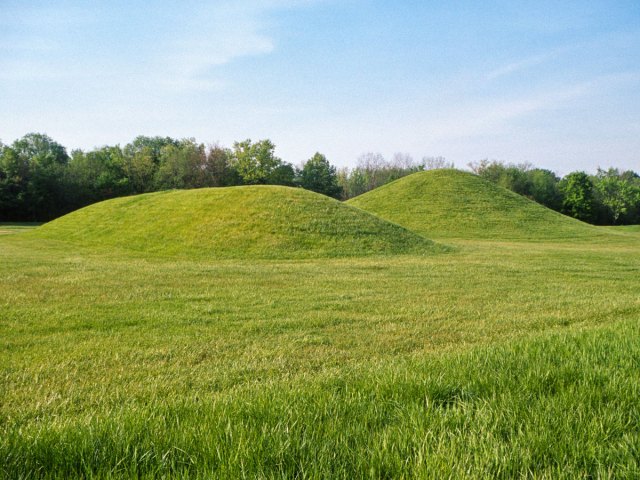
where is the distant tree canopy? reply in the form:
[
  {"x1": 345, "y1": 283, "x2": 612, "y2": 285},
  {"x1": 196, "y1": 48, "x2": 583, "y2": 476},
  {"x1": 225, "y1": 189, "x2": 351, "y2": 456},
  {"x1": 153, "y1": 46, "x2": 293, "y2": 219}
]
[
  {"x1": 469, "y1": 160, "x2": 640, "y2": 225},
  {"x1": 300, "y1": 153, "x2": 341, "y2": 199},
  {"x1": 0, "y1": 133, "x2": 70, "y2": 221},
  {"x1": 337, "y1": 153, "x2": 453, "y2": 199},
  {"x1": 230, "y1": 139, "x2": 290, "y2": 185},
  {"x1": 559, "y1": 171, "x2": 596, "y2": 223},
  {"x1": 0, "y1": 134, "x2": 303, "y2": 221},
  {"x1": 1, "y1": 133, "x2": 638, "y2": 225},
  {"x1": 594, "y1": 167, "x2": 640, "y2": 224}
]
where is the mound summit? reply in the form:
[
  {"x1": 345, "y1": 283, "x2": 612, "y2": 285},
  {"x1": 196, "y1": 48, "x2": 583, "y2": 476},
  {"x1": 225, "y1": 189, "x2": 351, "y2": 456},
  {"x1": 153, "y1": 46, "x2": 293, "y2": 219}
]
[
  {"x1": 348, "y1": 169, "x2": 602, "y2": 241},
  {"x1": 33, "y1": 186, "x2": 440, "y2": 258}
]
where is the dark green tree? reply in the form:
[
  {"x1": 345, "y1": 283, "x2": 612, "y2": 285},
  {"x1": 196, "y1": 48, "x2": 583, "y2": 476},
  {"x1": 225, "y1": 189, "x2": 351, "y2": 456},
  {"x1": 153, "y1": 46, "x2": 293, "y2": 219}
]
[
  {"x1": 619, "y1": 170, "x2": 640, "y2": 224},
  {"x1": 268, "y1": 163, "x2": 297, "y2": 186},
  {"x1": 593, "y1": 168, "x2": 640, "y2": 224},
  {"x1": 203, "y1": 145, "x2": 235, "y2": 187},
  {"x1": 0, "y1": 142, "x2": 20, "y2": 220},
  {"x1": 526, "y1": 169, "x2": 562, "y2": 211},
  {"x1": 123, "y1": 147, "x2": 156, "y2": 194},
  {"x1": 122, "y1": 136, "x2": 179, "y2": 193},
  {"x1": 337, "y1": 167, "x2": 369, "y2": 199},
  {"x1": 66, "y1": 146, "x2": 132, "y2": 210},
  {"x1": 559, "y1": 171, "x2": 596, "y2": 222},
  {"x1": 123, "y1": 136, "x2": 179, "y2": 164},
  {"x1": 469, "y1": 160, "x2": 531, "y2": 196},
  {"x1": 299, "y1": 152, "x2": 342, "y2": 198},
  {"x1": 0, "y1": 133, "x2": 70, "y2": 221},
  {"x1": 154, "y1": 139, "x2": 206, "y2": 190}
]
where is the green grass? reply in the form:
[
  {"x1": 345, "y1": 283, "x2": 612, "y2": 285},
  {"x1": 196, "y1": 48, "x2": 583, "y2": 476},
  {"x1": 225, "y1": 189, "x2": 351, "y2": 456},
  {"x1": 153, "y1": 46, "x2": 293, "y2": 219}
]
[
  {"x1": 30, "y1": 186, "x2": 440, "y2": 259},
  {"x1": 4, "y1": 321, "x2": 640, "y2": 478},
  {"x1": 2, "y1": 184, "x2": 640, "y2": 477},
  {"x1": 607, "y1": 225, "x2": 640, "y2": 234},
  {"x1": 2, "y1": 224, "x2": 640, "y2": 478},
  {"x1": 347, "y1": 169, "x2": 619, "y2": 242},
  {"x1": 0, "y1": 222, "x2": 41, "y2": 235}
]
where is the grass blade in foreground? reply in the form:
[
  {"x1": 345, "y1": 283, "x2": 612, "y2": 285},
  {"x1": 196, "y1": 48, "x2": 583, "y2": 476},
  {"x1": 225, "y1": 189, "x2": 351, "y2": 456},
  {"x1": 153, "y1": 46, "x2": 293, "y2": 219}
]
[{"x1": 2, "y1": 321, "x2": 639, "y2": 478}]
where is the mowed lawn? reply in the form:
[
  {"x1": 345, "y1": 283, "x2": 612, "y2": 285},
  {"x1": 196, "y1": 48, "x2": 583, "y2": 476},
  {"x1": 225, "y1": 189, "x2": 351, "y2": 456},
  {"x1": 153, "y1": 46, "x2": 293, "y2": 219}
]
[
  {"x1": 1, "y1": 229, "x2": 640, "y2": 478},
  {"x1": 0, "y1": 223, "x2": 42, "y2": 236}
]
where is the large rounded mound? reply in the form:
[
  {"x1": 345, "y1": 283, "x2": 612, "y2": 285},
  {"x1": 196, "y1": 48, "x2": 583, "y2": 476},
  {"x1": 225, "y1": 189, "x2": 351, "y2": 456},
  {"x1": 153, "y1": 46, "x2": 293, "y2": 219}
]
[
  {"x1": 32, "y1": 186, "x2": 440, "y2": 258},
  {"x1": 347, "y1": 169, "x2": 603, "y2": 241}
]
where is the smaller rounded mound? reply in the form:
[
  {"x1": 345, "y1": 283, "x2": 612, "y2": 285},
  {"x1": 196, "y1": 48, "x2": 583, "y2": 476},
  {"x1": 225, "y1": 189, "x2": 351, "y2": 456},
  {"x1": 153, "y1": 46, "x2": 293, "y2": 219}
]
[
  {"x1": 347, "y1": 169, "x2": 604, "y2": 241},
  {"x1": 32, "y1": 186, "x2": 440, "y2": 259}
]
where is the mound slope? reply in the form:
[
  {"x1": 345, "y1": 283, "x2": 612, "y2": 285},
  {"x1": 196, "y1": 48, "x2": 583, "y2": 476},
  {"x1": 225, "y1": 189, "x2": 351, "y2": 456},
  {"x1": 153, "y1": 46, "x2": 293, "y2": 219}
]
[
  {"x1": 347, "y1": 169, "x2": 602, "y2": 241},
  {"x1": 32, "y1": 186, "x2": 440, "y2": 258}
]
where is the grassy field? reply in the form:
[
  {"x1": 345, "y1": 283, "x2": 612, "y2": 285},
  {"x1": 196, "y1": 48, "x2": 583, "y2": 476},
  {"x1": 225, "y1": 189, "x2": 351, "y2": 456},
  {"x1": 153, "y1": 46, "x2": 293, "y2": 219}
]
[
  {"x1": 608, "y1": 225, "x2": 640, "y2": 234},
  {"x1": 0, "y1": 223, "x2": 41, "y2": 235},
  {"x1": 2, "y1": 182, "x2": 640, "y2": 478}
]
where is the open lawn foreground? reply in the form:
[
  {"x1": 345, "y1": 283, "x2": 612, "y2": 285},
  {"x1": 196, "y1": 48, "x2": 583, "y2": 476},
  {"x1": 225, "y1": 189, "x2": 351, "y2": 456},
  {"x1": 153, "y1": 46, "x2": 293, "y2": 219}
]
[{"x1": 1, "y1": 225, "x2": 640, "y2": 478}]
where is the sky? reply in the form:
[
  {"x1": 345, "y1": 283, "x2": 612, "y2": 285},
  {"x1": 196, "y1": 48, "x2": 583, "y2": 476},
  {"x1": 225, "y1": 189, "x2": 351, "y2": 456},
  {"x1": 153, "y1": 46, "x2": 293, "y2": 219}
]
[{"x1": 1, "y1": 0, "x2": 639, "y2": 174}]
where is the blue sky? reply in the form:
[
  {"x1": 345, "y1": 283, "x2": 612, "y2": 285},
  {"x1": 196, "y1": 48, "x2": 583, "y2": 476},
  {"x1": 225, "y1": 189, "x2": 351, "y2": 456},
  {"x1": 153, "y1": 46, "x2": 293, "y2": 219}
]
[{"x1": 1, "y1": 0, "x2": 639, "y2": 173}]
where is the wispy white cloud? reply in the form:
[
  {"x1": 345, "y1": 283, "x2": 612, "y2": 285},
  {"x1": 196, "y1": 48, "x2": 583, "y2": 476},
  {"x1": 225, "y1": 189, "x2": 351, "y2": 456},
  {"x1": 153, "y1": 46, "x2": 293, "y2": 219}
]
[
  {"x1": 485, "y1": 46, "x2": 572, "y2": 81},
  {"x1": 160, "y1": 5, "x2": 275, "y2": 91},
  {"x1": 426, "y1": 72, "x2": 640, "y2": 143},
  {"x1": 0, "y1": 1, "x2": 317, "y2": 92},
  {"x1": 0, "y1": 3, "x2": 96, "y2": 85},
  {"x1": 155, "y1": 0, "x2": 324, "y2": 92},
  {"x1": 267, "y1": 68, "x2": 640, "y2": 167}
]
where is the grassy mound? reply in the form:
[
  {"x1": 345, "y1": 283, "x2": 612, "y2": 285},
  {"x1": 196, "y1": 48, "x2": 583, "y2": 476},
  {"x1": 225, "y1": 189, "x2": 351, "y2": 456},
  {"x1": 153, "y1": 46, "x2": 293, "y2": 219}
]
[
  {"x1": 348, "y1": 169, "x2": 604, "y2": 241},
  {"x1": 31, "y1": 186, "x2": 439, "y2": 258}
]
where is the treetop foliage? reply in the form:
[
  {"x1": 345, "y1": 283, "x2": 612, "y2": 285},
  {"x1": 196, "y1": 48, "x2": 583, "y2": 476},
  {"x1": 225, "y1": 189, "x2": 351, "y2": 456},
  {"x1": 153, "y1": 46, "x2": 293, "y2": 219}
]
[
  {"x1": 469, "y1": 159, "x2": 640, "y2": 225},
  {"x1": 300, "y1": 153, "x2": 342, "y2": 199},
  {"x1": 337, "y1": 153, "x2": 454, "y2": 199},
  {"x1": 0, "y1": 133, "x2": 638, "y2": 225}
]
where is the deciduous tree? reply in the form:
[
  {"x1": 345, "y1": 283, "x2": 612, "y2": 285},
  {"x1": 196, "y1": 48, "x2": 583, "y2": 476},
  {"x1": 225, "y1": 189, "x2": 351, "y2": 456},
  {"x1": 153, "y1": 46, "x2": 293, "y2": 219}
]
[
  {"x1": 559, "y1": 171, "x2": 595, "y2": 223},
  {"x1": 230, "y1": 139, "x2": 284, "y2": 185},
  {"x1": 299, "y1": 152, "x2": 341, "y2": 198}
]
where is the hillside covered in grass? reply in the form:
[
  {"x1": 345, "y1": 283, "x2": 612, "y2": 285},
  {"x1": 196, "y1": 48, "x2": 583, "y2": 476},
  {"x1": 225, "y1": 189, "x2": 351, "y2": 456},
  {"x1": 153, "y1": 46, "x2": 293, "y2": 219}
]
[
  {"x1": 31, "y1": 185, "x2": 439, "y2": 259},
  {"x1": 348, "y1": 169, "x2": 605, "y2": 241}
]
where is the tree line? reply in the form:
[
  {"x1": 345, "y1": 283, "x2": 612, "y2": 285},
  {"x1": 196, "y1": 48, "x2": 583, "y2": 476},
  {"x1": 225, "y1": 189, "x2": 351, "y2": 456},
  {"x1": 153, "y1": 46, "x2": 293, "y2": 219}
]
[
  {"x1": 469, "y1": 160, "x2": 640, "y2": 226},
  {"x1": 1, "y1": 133, "x2": 638, "y2": 225},
  {"x1": 0, "y1": 133, "x2": 447, "y2": 222},
  {"x1": 0, "y1": 134, "x2": 331, "y2": 221}
]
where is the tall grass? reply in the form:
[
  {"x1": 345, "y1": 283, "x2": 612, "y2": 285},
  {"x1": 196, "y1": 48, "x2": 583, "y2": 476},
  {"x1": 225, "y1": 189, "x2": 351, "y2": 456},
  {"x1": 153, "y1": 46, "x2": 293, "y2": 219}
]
[
  {"x1": 3, "y1": 321, "x2": 639, "y2": 478},
  {"x1": 1, "y1": 218, "x2": 639, "y2": 477}
]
